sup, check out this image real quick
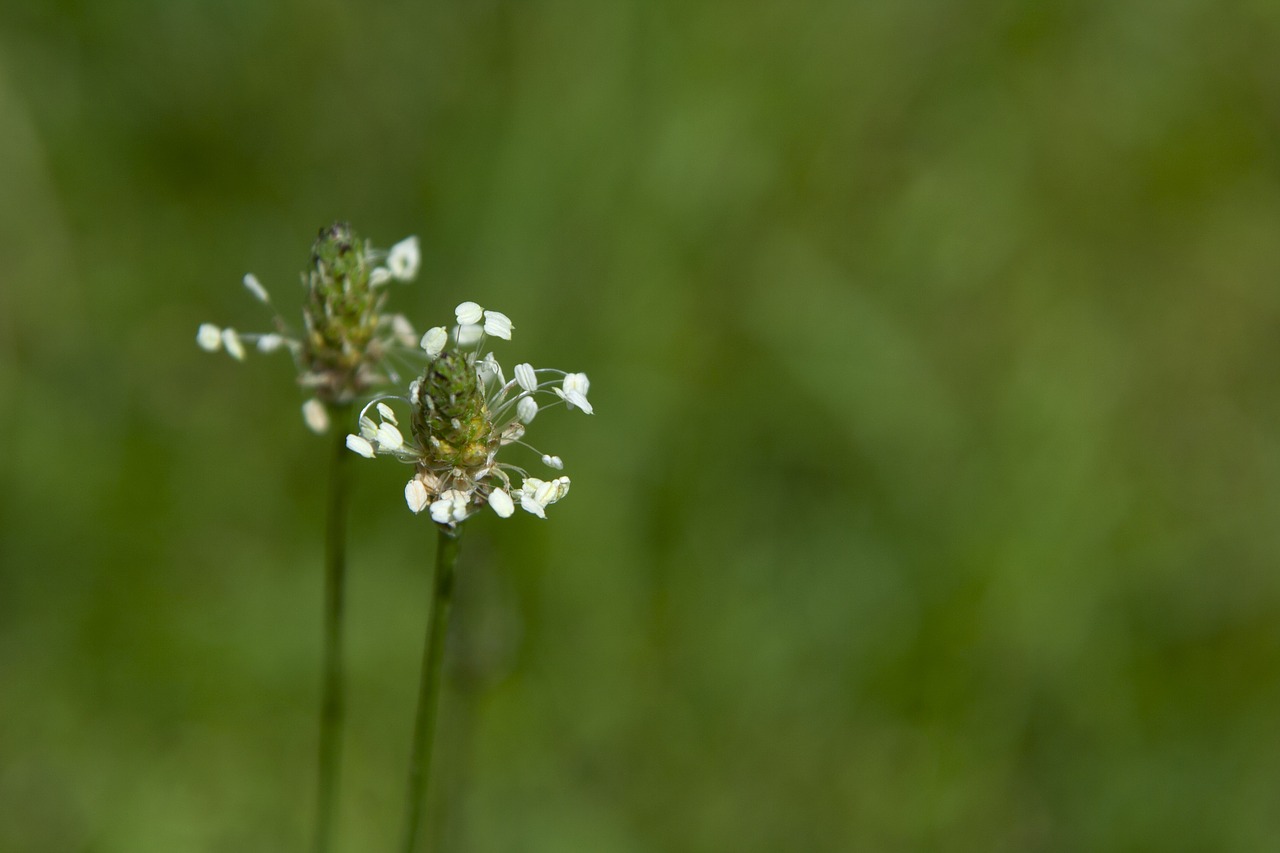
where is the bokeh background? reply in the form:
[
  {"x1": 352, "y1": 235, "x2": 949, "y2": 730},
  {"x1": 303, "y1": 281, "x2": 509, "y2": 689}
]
[{"x1": 4, "y1": 1, "x2": 1280, "y2": 850}]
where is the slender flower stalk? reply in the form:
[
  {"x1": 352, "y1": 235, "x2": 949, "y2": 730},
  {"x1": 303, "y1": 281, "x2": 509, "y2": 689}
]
[
  {"x1": 401, "y1": 526, "x2": 463, "y2": 853},
  {"x1": 316, "y1": 419, "x2": 351, "y2": 853},
  {"x1": 345, "y1": 301, "x2": 593, "y2": 851},
  {"x1": 198, "y1": 224, "x2": 425, "y2": 853}
]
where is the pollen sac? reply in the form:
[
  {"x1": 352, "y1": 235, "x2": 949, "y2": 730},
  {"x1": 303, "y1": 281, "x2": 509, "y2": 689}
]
[{"x1": 411, "y1": 351, "x2": 494, "y2": 469}]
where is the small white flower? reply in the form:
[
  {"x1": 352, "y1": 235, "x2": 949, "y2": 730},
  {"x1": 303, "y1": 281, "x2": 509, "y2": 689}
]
[
  {"x1": 375, "y1": 421, "x2": 405, "y2": 451},
  {"x1": 369, "y1": 267, "x2": 392, "y2": 287},
  {"x1": 257, "y1": 333, "x2": 284, "y2": 353},
  {"x1": 242, "y1": 273, "x2": 270, "y2": 303},
  {"x1": 405, "y1": 478, "x2": 430, "y2": 514},
  {"x1": 421, "y1": 326, "x2": 448, "y2": 356},
  {"x1": 489, "y1": 488, "x2": 515, "y2": 518},
  {"x1": 517, "y1": 396, "x2": 539, "y2": 423},
  {"x1": 483, "y1": 310, "x2": 513, "y2": 340},
  {"x1": 346, "y1": 434, "x2": 376, "y2": 458},
  {"x1": 196, "y1": 323, "x2": 222, "y2": 352},
  {"x1": 514, "y1": 363, "x2": 537, "y2": 393},
  {"x1": 455, "y1": 324, "x2": 483, "y2": 346},
  {"x1": 376, "y1": 402, "x2": 398, "y2": 424},
  {"x1": 541, "y1": 454, "x2": 563, "y2": 470},
  {"x1": 563, "y1": 372, "x2": 590, "y2": 396},
  {"x1": 387, "y1": 236, "x2": 420, "y2": 281},
  {"x1": 222, "y1": 328, "x2": 246, "y2": 361},
  {"x1": 455, "y1": 301, "x2": 484, "y2": 326},
  {"x1": 302, "y1": 399, "x2": 330, "y2": 434}
]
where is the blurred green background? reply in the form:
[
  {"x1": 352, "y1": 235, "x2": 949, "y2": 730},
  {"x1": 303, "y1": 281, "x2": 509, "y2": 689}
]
[{"x1": 4, "y1": 0, "x2": 1280, "y2": 850}]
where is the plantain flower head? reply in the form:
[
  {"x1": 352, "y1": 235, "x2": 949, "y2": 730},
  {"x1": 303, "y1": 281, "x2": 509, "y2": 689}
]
[
  {"x1": 197, "y1": 223, "x2": 423, "y2": 432},
  {"x1": 345, "y1": 302, "x2": 592, "y2": 527}
]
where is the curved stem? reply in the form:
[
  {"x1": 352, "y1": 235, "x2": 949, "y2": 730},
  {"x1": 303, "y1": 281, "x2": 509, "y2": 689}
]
[
  {"x1": 315, "y1": 421, "x2": 352, "y2": 853},
  {"x1": 401, "y1": 526, "x2": 464, "y2": 853}
]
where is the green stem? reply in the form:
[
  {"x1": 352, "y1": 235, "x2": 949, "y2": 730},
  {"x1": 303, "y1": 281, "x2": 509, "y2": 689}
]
[
  {"x1": 315, "y1": 422, "x2": 352, "y2": 853},
  {"x1": 401, "y1": 526, "x2": 464, "y2": 853}
]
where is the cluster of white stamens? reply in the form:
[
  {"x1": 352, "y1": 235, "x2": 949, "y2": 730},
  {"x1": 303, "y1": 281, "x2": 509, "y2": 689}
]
[
  {"x1": 196, "y1": 233, "x2": 422, "y2": 433},
  {"x1": 345, "y1": 301, "x2": 593, "y2": 525}
]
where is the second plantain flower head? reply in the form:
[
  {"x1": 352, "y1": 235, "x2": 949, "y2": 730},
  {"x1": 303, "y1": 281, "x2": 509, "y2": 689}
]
[
  {"x1": 345, "y1": 302, "x2": 593, "y2": 526},
  {"x1": 196, "y1": 223, "x2": 423, "y2": 432}
]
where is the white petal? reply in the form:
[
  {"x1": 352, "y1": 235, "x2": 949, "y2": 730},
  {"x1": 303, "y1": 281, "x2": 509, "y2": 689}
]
[
  {"x1": 346, "y1": 434, "x2": 376, "y2": 458},
  {"x1": 541, "y1": 454, "x2": 563, "y2": 470},
  {"x1": 359, "y1": 416, "x2": 379, "y2": 440},
  {"x1": 387, "y1": 236, "x2": 420, "y2": 281},
  {"x1": 257, "y1": 333, "x2": 283, "y2": 353},
  {"x1": 489, "y1": 488, "x2": 515, "y2": 518},
  {"x1": 196, "y1": 323, "x2": 222, "y2": 352},
  {"x1": 455, "y1": 324, "x2": 483, "y2": 347},
  {"x1": 420, "y1": 326, "x2": 448, "y2": 355},
  {"x1": 376, "y1": 422, "x2": 404, "y2": 451},
  {"x1": 455, "y1": 301, "x2": 484, "y2": 326},
  {"x1": 483, "y1": 310, "x2": 513, "y2": 340},
  {"x1": 369, "y1": 267, "x2": 392, "y2": 287},
  {"x1": 376, "y1": 402, "x2": 398, "y2": 424},
  {"x1": 514, "y1": 363, "x2": 537, "y2": 393},
  {"x1": 242, "y1": 273, "x2": 269, "y2": 303},
  {"x1": 222, "y1": 328, "x2": 246, "y2": 361},
  {"x1": 302, "y1": 399, "x2": 329, "y2": 434},
  {"x1": 405, "y1": 478, "x2": 430, "y2": 514},
  {"x1": 563, "y1": 372, "x2": 590, "y2": 396},
  {"x1": 516, "y1": 396, "x2": 538, "y2": 424}
]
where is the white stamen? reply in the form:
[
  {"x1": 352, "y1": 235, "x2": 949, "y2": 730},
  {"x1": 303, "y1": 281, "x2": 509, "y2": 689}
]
[
  {"x1": 405, "y1": 478, "x2": 430, "y2": 514},
  {"x1": 421, "y1": 326, "x2": 448, "y2": 356},
  {"x1": 376, "y1": 402, "x2": 398, "y2": 424},
  {"x1": 455, "y1": 301, "x2": 484, "y2": 325},
  {"x1": 376, "y1": 422, "x2": 404, "y2": 451},
  {"x1": 346, "y1": 435, "x2": 376, "y2": 458},
  {"x1": 196, "y1": 323, "x2": 222, "y2": 352},
  {"x1": 242, "y1": 273, "x2": 270, "y2": 303},
  {"x1": 514, "y1": 363, "x2": 537, "y2": 392},
  {"x1": 302, "y1": 399, "x2": 329, "y2": 434},
  {"x1": 455, "y1": 324, "x2": 483, "y2": 347},
  {"x1": 489, "y1": 488, "x2": 515, "y2": 518},
  {"x1": 391, "y1": 314, "x2": 416, "y2": 346},
  {"x1": 517, "y1": 396, "x2": 538, "y2": 423},
  {"x1": 222, "y1": 328, "x2": 246, "y2": 361},
  {"x1": 483, "y1": 310, "x2": 513, "y2": 340},
  {"x1": 555, "y1": 387, "x2": 593, "y2": 414},
  {"x1": 387, "y1": 236, "x2": 420, "y2": 281}
]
